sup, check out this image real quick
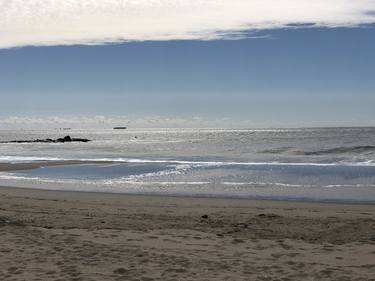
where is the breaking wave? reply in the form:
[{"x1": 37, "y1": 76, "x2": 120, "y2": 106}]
[
  {"x1": 1, "y1": 155, "x2": 375, "y2": 167},
  {"x1": 298, "y1": 145, "x2": 375, "y2": 156},
  {"x1": 261, "y1": 145, "x2": 375, "y2": 156}
]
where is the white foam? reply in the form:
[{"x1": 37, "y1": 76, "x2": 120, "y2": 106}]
[
  {"x1": 221, "y1": 181, "x2": 307, "y2": 188},
  {"x1": 0, "y1": 156, "x2": 67, "y2": 163},
  {"x1": 1, "y1": 155, "x2": 375, "y2": 167}
]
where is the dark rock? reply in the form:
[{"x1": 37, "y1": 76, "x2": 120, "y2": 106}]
[
  {"x1": 0, "y1": 135, "x2": 91, "y2": 144},
  {"x1": 71, "y1": 138, "x2": 90, "y2": 143},
  {"x1": 201, "y1": 215, "x2": 209, "y2": 219},
  {"x1": 57, "y1": 136, "x2": 72, "y2": 142}
]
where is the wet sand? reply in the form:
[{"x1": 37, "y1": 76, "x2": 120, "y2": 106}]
[
  {"x1": 0, "y1": 185, "x2": 375, "y2": 281},
  {"x1": 0, "y1": 160, "x2": 112, "y2": 172}
]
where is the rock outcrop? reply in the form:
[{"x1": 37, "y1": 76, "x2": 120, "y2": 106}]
[{"x1": 0, "y1": 136, "x2": 91, "y2": 144}]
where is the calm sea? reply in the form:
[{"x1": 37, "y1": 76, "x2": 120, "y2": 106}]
[{"x1": 1, "y1": 127, "x2": 375, "y2": 202}]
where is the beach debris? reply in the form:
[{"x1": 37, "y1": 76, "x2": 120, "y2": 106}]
[
  {"x1": 0, "y1": 217, "x2": 10, "y2": 225},
  {"x1": 0, "y1": 216, "x2": 23, "y2": 227},
  {"x1": 232, "y1": 222, "x2": 249, "y2": 228},
  {"x1": 0, "y1": 135, "x2": 91, "y2": 144},
  {"x1": 113, "y1": 268, "x2": 128, "y2": 274},
  {"x1": 258, "y1": 213, "x2": 282, "y2": 219},
  {"x1": 232, "y1": 238, "x2": 245, "y2": 244}
]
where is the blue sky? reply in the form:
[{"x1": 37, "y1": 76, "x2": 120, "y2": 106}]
[{"x1": 1, "y1": 1, "x2": 375, "y2": 128}]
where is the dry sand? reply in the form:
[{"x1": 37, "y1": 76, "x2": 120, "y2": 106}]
[{"x1": 0, "y1": 186, "x2": 374, "y2": 281}]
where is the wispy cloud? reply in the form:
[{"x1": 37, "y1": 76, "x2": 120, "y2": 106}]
[{"x1": 1, "y1": 0, "x2": 375, "y2": 48}]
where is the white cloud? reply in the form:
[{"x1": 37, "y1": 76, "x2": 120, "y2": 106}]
[{"x1": 1, "y1": 0, "x2": 375, "y2": 48}]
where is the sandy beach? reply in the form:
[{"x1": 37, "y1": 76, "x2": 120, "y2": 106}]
[
  {"x1": 0, "y1": 184, "x2": 375, "y2": 281},
  {"x1": 3, "y1": 2, "x2": 375, "y2": 279}
]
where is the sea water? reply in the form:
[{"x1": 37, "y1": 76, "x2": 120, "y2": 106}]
[{"x1": 0, "y1": 127, "x2": 375, "y2": 202}]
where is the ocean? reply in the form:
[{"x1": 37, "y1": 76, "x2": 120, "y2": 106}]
[{"x1": 1, "y1": 127, "x2": 375, "y2": 202}]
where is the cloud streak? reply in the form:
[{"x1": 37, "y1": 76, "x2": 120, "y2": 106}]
[{"x1": 1, "y1": 0, "x2": 375, "y2": 48}]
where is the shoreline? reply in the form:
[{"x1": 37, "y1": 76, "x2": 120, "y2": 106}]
[
  {"x1": 1, "y1": 184, "x2": 375, "y2": 206},
  {"x1": 2, "y1": 184, "x2": 375, "y2": 216},
  {"x1": 0, "y1": 160, "x2": 113, "y2": 172},
  {"x1": 1, "y1": 160, "x2": 375, "y2": 205}
]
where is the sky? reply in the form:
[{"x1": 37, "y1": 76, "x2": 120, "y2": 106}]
[{"x1": 1, "y1": 0, "x2": 375, "y2": 128}]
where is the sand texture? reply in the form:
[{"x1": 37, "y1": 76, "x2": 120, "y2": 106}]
[{"x1": 0, "y1": 186, "x2": 375, "y2": 281}]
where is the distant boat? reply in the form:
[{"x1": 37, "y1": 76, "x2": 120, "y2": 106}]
[
  {"x1": 55, "y1": 127, "x2": 71, "y2": 130},
  {"x1": 113, "y1": 126, "x2": 127, "y2": 130}
]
